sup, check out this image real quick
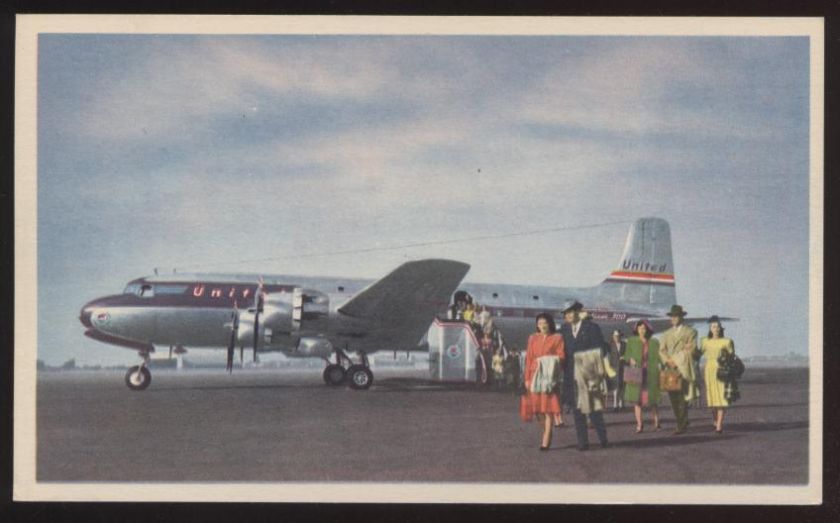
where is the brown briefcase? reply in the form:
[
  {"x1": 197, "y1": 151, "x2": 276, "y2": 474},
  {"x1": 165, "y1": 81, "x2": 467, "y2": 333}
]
[{"x1": 659, "y1": 369, "x2": 683, "y2": 392}]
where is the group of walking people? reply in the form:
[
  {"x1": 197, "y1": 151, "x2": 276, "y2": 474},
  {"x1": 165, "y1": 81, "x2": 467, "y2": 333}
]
[{"x1": 519, "y1": 301, "x2": 741, "y2": 450}]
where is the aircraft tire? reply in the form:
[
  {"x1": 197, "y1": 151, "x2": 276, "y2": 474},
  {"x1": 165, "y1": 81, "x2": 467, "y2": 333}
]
[
  {"x1": 323, "y1": 364, "x2": 347, "y2": 386},
  {"x1": 125, "y1": 365, "x2": 152, "y2": 391},
  {"x1": 347, "y1": 365, "x2": 374, "y2": 390}
]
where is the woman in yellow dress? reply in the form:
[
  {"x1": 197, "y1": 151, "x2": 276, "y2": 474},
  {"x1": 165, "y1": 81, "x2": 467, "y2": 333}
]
[{"x1": 699, "y1": 316, "x2": 735, "y2": 433}]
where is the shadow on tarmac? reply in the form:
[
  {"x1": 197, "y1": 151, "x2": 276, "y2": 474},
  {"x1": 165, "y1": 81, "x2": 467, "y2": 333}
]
[
  {"x1": 723, "y1": 420, "x2": 808, "y2": 433},
  {"x1": 550, "y1": 433, "x2": 739, "y2": 451},
  {"x1": 147, "y1": 383, "x2": 329, "y2": 392},
  {"x1": 729, "y1": 402, "x2": 809, "y2": 409}
]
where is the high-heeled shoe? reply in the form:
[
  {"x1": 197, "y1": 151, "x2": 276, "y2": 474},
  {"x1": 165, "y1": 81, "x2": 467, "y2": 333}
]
[
  {"x1": 635, "y1": 425, "x2": 643, "y2": 434},
  {"x1": 654, "y1": 421, "x2": 662, "y2": 431}
]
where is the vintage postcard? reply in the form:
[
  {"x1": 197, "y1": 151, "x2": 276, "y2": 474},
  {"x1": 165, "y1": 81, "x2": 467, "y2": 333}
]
[{"x1": 14, "y1": 15, "x2": 823, "y2": 503}]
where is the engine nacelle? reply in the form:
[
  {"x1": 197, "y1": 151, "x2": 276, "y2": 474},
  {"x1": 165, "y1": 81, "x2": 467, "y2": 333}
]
[
  {"x1": 292, "y1": 287, "x2": 329, "y2": 334},
  {"x1": 292, "y1": 336, "x2": 334, "y2": 358}
]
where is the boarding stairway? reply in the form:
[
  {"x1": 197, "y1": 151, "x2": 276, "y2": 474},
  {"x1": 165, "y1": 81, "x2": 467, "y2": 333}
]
[{"x1": 426, "y1": 318, "x2": 484, "y2": 382}]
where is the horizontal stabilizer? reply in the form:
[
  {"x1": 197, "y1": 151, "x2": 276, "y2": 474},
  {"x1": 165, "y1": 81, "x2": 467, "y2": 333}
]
[{"x1": 339, "y1": 259, "x2": 470, "y2": 322}]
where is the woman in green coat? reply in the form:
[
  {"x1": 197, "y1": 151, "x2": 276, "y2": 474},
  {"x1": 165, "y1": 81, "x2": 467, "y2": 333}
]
[{"x1": 622, "y1": 320, "x2": 661, "y2": 433}]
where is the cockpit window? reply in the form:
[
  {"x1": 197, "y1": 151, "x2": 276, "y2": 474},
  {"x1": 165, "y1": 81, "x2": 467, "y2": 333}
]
[{"x1": 125, "y1": 283, "x2": 187, "y2": 297}]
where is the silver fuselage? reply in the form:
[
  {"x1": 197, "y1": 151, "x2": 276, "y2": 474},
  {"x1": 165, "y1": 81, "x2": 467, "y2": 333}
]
[{"x1": 80, "y1": 272, "x2": 664, "y2": 359}]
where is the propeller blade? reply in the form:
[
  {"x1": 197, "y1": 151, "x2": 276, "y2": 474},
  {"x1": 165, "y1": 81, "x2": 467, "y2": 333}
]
[
  {"x1": 226, "y1": 337, "x2": 235, "y2": 373},
  {"x1": 252, "y1": 312, "x2": 260, "y2": 362},
  {"x1": 252, "y1": 276, "x2": 264, "y2": 363},
  {"x1": 227, "y1": 301, "x2": 240, "y2": 374}
]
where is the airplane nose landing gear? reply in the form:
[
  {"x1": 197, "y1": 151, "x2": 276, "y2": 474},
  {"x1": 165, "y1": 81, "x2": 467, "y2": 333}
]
[
  {"x1": 125, "y1": 351, "x2": 152, "y2": 391},
  {"x1": 125, "y1": 365, "x2": 151, "y2": 390}
]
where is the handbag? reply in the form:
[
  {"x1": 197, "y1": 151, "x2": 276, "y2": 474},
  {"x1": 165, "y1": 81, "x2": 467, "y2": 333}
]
[
  {"x1": 659, "y1": 369, "x2": 683, "y2": 392},
  {"x1": 716, "y1": 351, "x2": 745, "y2": 381},
  {"x1": 622, "y1": 365, "x2": 643, "y2": 385},
  {"x1": 731, "y1": 354, "x2": 745, "y2": 378}
]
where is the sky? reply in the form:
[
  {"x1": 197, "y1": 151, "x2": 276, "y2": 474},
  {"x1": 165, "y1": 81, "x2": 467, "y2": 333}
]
[{"x1": 36, "y1": 35, "x2": 811, "y2": 366}]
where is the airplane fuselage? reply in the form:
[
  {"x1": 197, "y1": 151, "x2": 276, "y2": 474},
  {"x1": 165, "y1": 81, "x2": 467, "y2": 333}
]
[
  {"x1": 80, "y1": 273, "x2": 664, "y2": 358},
  {"x1": 79, "y1": 218, "x2": 685, "y2": 393}
]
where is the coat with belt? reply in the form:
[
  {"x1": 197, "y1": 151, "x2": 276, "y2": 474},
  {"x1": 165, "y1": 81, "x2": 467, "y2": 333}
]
[
  {"x1": 658, "y1": 324, "x2": 699, "y2": 401},
  {"x1": 621, "y1": 335, "x2": 661, "y2": 405},
  {"x1": 559, "y1": 319, "x2": 608, "y2": 408}
]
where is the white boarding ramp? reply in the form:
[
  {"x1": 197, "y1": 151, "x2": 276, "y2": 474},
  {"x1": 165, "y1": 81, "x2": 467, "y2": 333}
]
[{"x1": 426, "y1": 319, "x2": 481, "y2": 382}]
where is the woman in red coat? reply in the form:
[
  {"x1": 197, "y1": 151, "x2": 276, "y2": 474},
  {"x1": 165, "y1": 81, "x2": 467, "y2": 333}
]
[{"x1": 520, "y1": 312, "x2": 565, "y2": 450}]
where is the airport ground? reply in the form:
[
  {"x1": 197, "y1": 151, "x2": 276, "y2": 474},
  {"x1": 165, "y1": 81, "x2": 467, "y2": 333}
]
[{"x1": 36, "y1": 367, "x2": 808, "y2": 484}]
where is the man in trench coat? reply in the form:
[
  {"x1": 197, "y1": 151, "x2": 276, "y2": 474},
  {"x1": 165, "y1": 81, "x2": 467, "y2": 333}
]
[
  {"x1": 658, "y1": 304, "x2": 698, "y2": 435},
  {"x1": 559, "y1": 300, "x2": 609, "y2": 450}
]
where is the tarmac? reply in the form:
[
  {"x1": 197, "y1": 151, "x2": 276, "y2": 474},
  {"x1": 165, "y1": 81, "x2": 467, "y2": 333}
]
[{"x1": 36, "y1": 366, "x2": 809, "y2": 484}]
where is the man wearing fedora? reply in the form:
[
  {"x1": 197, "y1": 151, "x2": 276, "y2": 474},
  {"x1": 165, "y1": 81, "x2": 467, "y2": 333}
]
[
  {"x1": 659, "y1": 304, "x2": 699, "y2": 435},
  {"x1": 559, "y1": 300, "x2": 610, "y2": 450}
]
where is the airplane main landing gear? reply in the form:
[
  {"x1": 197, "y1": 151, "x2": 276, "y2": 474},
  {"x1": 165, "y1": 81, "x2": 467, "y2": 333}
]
[
  {"x1": 347, "y1": 350, "x2": 373, "y2": 390},
  {"x1": 347, "y1": 365, "x2": 373, "y2": 390},
  {"x1": 323, "y1": 364, "x2": 346, "y2": 386},
  {"x1": 125, "y1": 352, "x2": 152, "y2": 391},
  {"x1": 323, "y1": 348, "x2": 374, "y2": 390}
]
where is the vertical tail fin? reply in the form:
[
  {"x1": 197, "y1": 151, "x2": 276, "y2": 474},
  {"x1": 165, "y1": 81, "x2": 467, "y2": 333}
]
[{"x1": 594, "y1": 217, "x2": 676, "y2": 310}]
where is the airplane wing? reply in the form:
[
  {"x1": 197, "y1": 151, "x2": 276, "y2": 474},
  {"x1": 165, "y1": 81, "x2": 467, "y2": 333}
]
[{"x1": 338, "y1": 259, "x2": 470, "y2": 350}]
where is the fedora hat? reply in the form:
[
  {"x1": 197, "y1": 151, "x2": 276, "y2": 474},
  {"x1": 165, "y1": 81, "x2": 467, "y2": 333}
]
[
  {"x1": 561, "y1": 300, "x2": 583, "y2": 313},
  {"x1": 666, "y1": 304, "x2": 687, "y2": 317}
]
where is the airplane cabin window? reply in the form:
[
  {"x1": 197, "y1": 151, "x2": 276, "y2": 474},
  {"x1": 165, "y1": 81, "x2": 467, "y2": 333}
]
[
  {"x1": 139, "y1": 284, "x2": 154, "y2": 298},
  {"x1": 492, "y1": 292, "x2": 498, "y2": 298},
  {"x1": 155, "y1": 284, "x2": 188, "y2": 295},
  {"x1": 532, "y1": 295, "x2": 539, "y2": 300}
]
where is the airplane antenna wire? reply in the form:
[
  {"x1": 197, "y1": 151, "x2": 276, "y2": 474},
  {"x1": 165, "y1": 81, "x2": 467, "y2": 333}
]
[{"x1": 175, "y1": 219, "x2": 632, "y2": 271}]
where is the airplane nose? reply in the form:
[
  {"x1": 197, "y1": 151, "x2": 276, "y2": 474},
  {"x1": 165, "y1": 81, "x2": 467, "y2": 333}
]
[{"x1": 79, "y1": 304, "x2": 93, "y2": 328}]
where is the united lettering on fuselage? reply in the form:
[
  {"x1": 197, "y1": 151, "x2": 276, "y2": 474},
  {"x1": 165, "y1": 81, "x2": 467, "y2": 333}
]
[{"x1": 121, "y1": 280, "x2": 297, "y2": 307}]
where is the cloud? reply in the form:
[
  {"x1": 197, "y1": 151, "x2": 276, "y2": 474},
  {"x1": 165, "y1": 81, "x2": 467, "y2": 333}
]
[
  {"x1": 47, "y1": 36, "x2": 808, "y2": 242},
  {"x1": 72, "y1": 38, "x2": 396, "y2": 142},
  {"x1": 509, "y1": 39, "x2": 802, "y2": 143}
]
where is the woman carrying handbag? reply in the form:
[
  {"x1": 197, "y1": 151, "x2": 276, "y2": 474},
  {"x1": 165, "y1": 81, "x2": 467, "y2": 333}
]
[
  {"x1": 700, "y1": 315, "x2": 739, "y2": 433},
  {"x1": 621, "y1": 320, "x2": 662, "y2": 433}
]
